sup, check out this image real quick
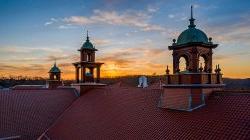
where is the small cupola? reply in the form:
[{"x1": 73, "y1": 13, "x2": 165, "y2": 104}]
[
  {"x1": 49, "y1": 62, "x2": 61, "y2": 74},
  {"x1": 47, "y1": 62, "x2": 63, "y2": 89}
]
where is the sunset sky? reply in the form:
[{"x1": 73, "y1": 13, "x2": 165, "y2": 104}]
[{"x1": 0, "y1": 0, "x2": 250, "y2": 79}]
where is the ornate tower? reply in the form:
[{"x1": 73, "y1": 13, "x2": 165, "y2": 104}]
[
  {"x1": 73, "y1": 31, "x2": 104, "y2": 83},
  {"x1": 47, "y1": 62, "x2": 63, "y2": 89},
  {"x1": 170, "y1": 6, "x2": 215, "y2": 74},
  {"x1": 159, "y1": 6, "x2": 224, "y2": 111}
]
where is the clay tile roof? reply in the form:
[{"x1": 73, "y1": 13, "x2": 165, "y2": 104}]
[
  {"x1": 12, "y1": 85, "x2": 46, "y2": 90},
  {"x1": 0, "y1": 89, "x2": 78, "y2": 140},
  {"x1": 41, "y1": 87, "x2": 250, "y2": 140}
]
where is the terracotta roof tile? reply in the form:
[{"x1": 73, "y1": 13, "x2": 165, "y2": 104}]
[
  {"x1": 0, "y1": 89, "x2": 78, "y2": 140},
  {"x1": 42, "y1": 86, "x2": 250, "y2": 139}
]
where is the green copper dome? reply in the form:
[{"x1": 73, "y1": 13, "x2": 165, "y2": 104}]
[
  {"x1": 176, "y1": 6, "x2": 208, "y2": 45},
  {"x1": 81, "y1": 31, "x2": 95, "y2": 49},
  {"x1": 177, "y1": 28, "x2": 208, "y2": 45},
  {"x1": 49, "y1": 63, "x2": 61, "y2": 73},
  {"x1": 82, "y1": 40, "x2": 94, "y2": 49}
]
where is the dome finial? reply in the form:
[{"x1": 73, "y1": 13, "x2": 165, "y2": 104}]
[
  {"x1": 188, "y1": 5, "x2": 196, "y2": 28},
  {"x1": 86, "y1": 30, "x2": 89, "y2": 41},
  {"x1": 191, "y1": 5, "x2": 193, "y2": 19},
  {"x1": 54, "y1": 59, "x2": 57, "y2": 67}
]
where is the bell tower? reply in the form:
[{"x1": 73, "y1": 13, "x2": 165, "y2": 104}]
[
  {"x1": 73, "y1": 30, "x2": 104, "y2": 83},
  {"x1": 159, "y1": 6, "x2": 225, "y2": 111},
  {"x1": 71, "y1": 30, "x2": 106, "y2": 96},
  {"x1": 170, "y1": 6, "x2": 215, "y2": 74}
]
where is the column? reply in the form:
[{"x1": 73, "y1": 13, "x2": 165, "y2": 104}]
[
  {"x1": 90, "y1": 67, "x2": 94, "y2": 82},
  {"x1": 90, "y1": 67, "x2": 94, "y2": 75},
  {"x1": 173, "y1": 52, "x2": 177, "y2": 73},
  {"x1": 204, "y1": 60, "x2": 208, "y2": 72},
  {"x1": 191, "y1": 47, "x2": 199, "y2": 72},
  {"x1": 208, "y1": 49, "x2": 213, "y2": 73},
  {"x1": 50, "y1": 73, "x2": 53, "y2": 80},
  {"x1": 81, "y1": 66, "x2": 86, "y2": 83},
  {"x1": 75, "y1": 66, "x2": 79, "y2": 83},
  {"x1": 92, "y1": 53, "x2": 95, "y2": 62},
  {"x1": 57, "y1": 74, "x2": 61, "y2": 81},
  {"x1": 96, "y1": 66, "x2": 100, "y2": 83}
]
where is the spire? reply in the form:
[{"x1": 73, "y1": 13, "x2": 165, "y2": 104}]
[
  {"x1": 86, "y1": 30, "x2": 89, "y2": 42},
  {"x1": 191, "y1": 5, "x2": 193, "y2": 19},
  {"x1": 54, "y1": 59, "x2": 57, "y2": 67},
  {"x1": 188, "y1": 5, "x2": 196, "y2": 28}
]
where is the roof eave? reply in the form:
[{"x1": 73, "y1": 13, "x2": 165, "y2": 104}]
[
  {"x1": 48, "y1": 71, "x2": 62, "y2": 73},
  {"x1": 169, "y1": 42, "x2": 218, "y2": 50},
  {"x1": 78, "y1": 48, "x2": 98, "y2": 51}
]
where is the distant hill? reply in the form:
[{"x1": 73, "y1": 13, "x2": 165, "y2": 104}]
[
  {"x1": 102, "y1": 76, "x2": 250, "y2": 90},
  {"x1": 223, "y1": 78, "x2": 250, "y2": 90},
  {"x1": 0, "y1": 76, "x2": 249, "y2": 90},
  {"x1": 0, "y1": 79, "x2": 46, "y2": 88}
]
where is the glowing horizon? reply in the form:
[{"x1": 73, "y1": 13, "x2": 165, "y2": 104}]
[{"x1": 0, "y1": 0, "x2": 249, "y2": 79}]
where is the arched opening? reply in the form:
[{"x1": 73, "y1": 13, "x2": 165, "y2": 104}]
[
  {"x1": 199, "y1": 55, "x2": 206, "y2": 71},
  {"x1": 85, "y1": 67, "x2": 94, "y2": 82},
  {"x1": 53, "y1": 75, "x2": 57, "y2": 80},
  {"x1": 85, "y1": 68, "x2": 90, "y2": 75},
  {"x1": 179, "y1": 56, "x2": 188, "y2": 72},
  {"x1": 87, "y1": 53, "x2": 91, "y2": 62},
  {"x1": 86, "y1": 54, "x2": 89, "y2": 61}
]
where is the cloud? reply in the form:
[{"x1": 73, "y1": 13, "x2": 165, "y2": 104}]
[
  {"x1": 147, "y1": 5, "x2": 159, "y2": 13},
  {"x1": 193, "y1": 4, "x2": 200, "y2": 8},
  {"x1": 58, "y1": 25, "x2": 77, "y2": 29},
  {"x1": 0, "y1": 45, "x2": 75, "y2": 64},
  {"x1": 181, "y1": 17, "x2": 187, "y2": 20},
  {"x1": 168, "y1": 14, "x2": 175, "y2": 18},
  {"x1": 44, "y1": 18, "x2": 58, "y2": 26},
  {"x1": 46, "y1": 55, "x2": 70, "y2": 61},
  {"x1": 62, "y1": 9, "x2": 165, "y2": 32},
  {"x1": 207, "y1": 15, "x2": 250, "y2": 45},
  {"x1": 102, "y1": 57, "x2": 133, "y2": 68},
  {"x1": 64, "y1": 16, "x2": 94, "y2": 25},
  {"x1": 0, "y1": 63, "x2": 46, "y2": 71},
  {"x1": 97, "y1": 41, "x2": 168, "y2": 75},
  {"x1": 0, "y1": 46, "x2": 63, "y2": 54},
  {"x1": 58, "y1": 63, "x2": 73, "y2": 67},
  {"x1": 44, "y1": 21, "x2": 53, "y2": 26},
  {"x1": 214, "y1": 52, "x2": 250, "y2": 60},
  {"x1": 0, "y1": 42, "x2": 169, "y2": 78},
  {"x1": 93, "y1": 38, "x2": 111, "y2": 46}
]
